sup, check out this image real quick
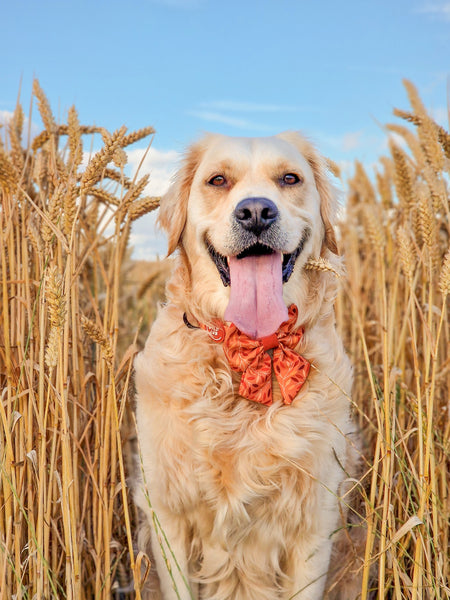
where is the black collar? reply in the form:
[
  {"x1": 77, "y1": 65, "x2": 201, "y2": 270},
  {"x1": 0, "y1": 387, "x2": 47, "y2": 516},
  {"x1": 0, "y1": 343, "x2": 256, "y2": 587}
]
[{"x1": 183, "y1": 313, "x2": 200, "y2": 330}]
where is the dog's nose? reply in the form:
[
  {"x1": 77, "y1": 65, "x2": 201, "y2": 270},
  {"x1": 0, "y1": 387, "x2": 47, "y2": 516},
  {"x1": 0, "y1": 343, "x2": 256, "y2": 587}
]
[{"x1": 234, "y1": 197, "x2": 279, "y2": 236}]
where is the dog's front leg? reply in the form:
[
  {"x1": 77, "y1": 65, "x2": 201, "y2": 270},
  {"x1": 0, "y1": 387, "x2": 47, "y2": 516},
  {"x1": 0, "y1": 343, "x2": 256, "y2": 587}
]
[
  {"x1": 285, "y1": 536, "x2": 333, "y2": 600},
  {"x1": 149, "y1": 502, "x2": 196, "y2": 600}
]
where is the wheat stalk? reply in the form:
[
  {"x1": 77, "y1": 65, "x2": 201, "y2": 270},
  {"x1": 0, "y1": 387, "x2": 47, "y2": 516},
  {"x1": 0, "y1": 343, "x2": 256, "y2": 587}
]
[
  {"x1": 122, "y1": 126, "x2": 156, "y2": 148},
  {"x1": 396, "y1": 225, "x2": 415, "y2": 285},
  {"x1": 390, "y1": 141, "x2": 416, "y2": 212},
  {"x1": 362, "y1": 204, "x2": 385, "y2": 255},
  {"x1": 344, "y1": 80, "x2": 449, "y2": 599},
  {"x1": 45, "y1": 266, "x2": 66, "y2": 328},
  {"x1": 403, "y1": 79, "x2": 445, "y2": 173},
  {"x1": 375, "y1": 168, "x2": 393, "y2": 208},
  {"x1": 81, "y1": 316, "x2": 114, "y2": 366},
  {"x1": 436, "y1": 124, "x2": 450, "y2": 160},
  {"x1": 63, "y1": 183, "x2": 78, "y2": 237},
  {"x1": 33, "y1": 78, "x2": 57, "y2": 134},
  {"x1": 325, "y1": 157, "x2": 341, "y2": 178},
  {"x1": 89, "y1": 186, "x2": 121, "y2": 207},
  {"x1": 0, "y1": 146, "x2": 18, "y2": 192},
  {"x1": 45, "y1": 326, "x2": 60, "y2": 369},
  {"x1": 438, "y1": 250, "x2": 450, "y2": 295},
  {"x1": 67, "y1": 106, "x2": 83, "y2": 171},
  {"x1": 28, "y1": 215, "x2": 44, "y2": 257},
  {"x1": 8, "y1": 104, "x2": 25, "y2": 173},
  {"x1": 1, "y1": 78, "x2": 448, "y2": 600},
  {"x1": 0, "y1": 81, "x2": 154, "y2": 599},
  {"x1": 42, "y1": 183, "x2": 64, "y2": 246},
  {"x1": 80, "y1": 125, "x2": 127, "y2": 192},
  {"x1": 417, "y1": 191, "x2": 436, "y2": 250},
  {"x1": 304, "y1": 256, "x2": 341, "y2": 277},
  {"x1": 113, "y1": 147, "x2": 128, "y2": 168},
  {"x1": 129, "y1": 196, "x2": 161, "y2": 221},
  {"x1": 117, "y1": 173, "x2": 150, "y2": 218}
]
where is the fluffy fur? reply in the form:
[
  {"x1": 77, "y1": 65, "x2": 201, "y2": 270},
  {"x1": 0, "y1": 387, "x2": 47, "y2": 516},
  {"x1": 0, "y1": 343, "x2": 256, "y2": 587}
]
[{"x1": 134, "y1": 132, "x2": 357, "y2": 599}]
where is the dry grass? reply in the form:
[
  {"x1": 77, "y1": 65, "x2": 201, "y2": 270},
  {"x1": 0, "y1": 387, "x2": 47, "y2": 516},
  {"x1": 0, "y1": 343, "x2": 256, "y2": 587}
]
[
  {"x1": 0, "y1": 79, "x2": 449, "y2": 599},
  {"x1": 336, "y1": 80, "x2": 449, "y2": 598},
  {"x1": 0, "y1": 80, "x2": 158, "y2": 599}
]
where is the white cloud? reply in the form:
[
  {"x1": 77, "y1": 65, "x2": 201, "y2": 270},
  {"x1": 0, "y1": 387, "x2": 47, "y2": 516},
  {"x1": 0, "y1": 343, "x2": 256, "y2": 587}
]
[
  {"x1": 317, "y1": 130, "x2": 366, "y2": 153},
  {"x1": 126, "y1": 146, "x2": 181, "y2": 195},
  {"x1": 77, "y1": 145, "x2": 178, "y2": 259},
  {"x1": 0, "y1": 110, "x2": 13, "y2": 125},
  {"x1": 341, "y1": 131, "x2": 363, "y2": 152},
  {"x1": 416, "y1": 2, "x2": 450, "y2": 20},
  {"x1": 125, "y1": 146, "x2": 181, "y2": 258},
  {"x1": 129, "y1": 226, "x2": 167, "y2": 260},
  {"x1": 335, "y1": 160, "x2": 355, "y2": 181},
  {"x1": 0, "y1": 109, "x2": 41, "y2": 142}
]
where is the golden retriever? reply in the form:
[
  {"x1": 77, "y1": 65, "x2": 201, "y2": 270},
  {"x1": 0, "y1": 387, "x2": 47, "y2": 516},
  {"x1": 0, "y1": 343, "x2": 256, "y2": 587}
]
[{"x1": 134, "y1": 132, "x2": 356, "y2": 599}]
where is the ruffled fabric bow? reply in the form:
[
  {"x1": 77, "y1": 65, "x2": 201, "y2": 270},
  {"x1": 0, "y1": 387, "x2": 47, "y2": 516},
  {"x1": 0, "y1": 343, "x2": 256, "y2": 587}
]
[{"x1": 201, "y1": 304, "x2": 310, "y2": 406}]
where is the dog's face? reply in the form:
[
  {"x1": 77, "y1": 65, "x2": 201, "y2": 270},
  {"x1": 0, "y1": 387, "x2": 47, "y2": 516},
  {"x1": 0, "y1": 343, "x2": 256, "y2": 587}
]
[{"x1": 159, "y1": 132, "x2": 338, "y2": 327}]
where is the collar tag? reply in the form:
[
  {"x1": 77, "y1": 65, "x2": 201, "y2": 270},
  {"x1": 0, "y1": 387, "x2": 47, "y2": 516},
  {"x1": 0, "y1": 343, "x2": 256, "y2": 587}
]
[{"x1": 204, "y1": 323, "x2": 226, "y2": 343}]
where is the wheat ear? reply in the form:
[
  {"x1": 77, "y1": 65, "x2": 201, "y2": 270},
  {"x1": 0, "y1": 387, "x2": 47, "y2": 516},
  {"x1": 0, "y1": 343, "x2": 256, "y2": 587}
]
[{"x1": 304, "y1": 256, "x2": 341, "y2": 277}]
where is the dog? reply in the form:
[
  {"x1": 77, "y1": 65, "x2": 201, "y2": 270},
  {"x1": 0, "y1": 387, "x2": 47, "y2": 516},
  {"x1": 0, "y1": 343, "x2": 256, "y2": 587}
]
[{"x1": 134, "y1": 132, "x2": 356, "y2": 599}]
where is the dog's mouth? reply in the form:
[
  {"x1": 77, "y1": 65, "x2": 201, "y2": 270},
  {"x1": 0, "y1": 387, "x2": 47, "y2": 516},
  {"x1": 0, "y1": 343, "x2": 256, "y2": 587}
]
[{"x1": 205, "y1": 232, "x2": 310, "y2": 288}]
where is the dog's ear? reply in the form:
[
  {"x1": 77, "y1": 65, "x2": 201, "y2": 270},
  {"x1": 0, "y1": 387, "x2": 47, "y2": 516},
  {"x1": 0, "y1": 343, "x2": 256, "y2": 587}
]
[
  {"x1": 277, "y1": 131, "x2": 339, "y2": 255},
  {"x1": 158, "y1": 140, "x2": 206, "y2": 256},
  {"x1": 305, "y1": 150, "x2": 339, "y2": 256}
]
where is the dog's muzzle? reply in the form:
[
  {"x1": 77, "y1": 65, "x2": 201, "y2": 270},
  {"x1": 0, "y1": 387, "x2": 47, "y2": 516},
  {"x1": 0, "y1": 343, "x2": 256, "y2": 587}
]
[
  {"x1": 234, "y1": 197, "x2": 279, "y2": 237},
  {"x1": 205, "y1": 196, "x2": 311, "y2": 288}
]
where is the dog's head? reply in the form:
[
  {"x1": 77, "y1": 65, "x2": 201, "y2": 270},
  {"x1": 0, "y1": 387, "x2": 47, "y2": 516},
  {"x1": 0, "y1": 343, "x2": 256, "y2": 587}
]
[{"x1": 159, "y1": 132, "x2": 339, "y2": 333}]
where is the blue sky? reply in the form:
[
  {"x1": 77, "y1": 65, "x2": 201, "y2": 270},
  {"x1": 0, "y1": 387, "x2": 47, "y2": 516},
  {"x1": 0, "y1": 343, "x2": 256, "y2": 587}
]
[{"x1": 1, "y1": 0, "x2": 449, "y2": 257}]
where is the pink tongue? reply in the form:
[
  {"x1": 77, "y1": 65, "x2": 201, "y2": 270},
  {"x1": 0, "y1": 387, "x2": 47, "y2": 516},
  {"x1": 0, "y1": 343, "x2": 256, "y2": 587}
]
[{"x1": 224, "y1": 252, "x2": 288, "y2": 339}]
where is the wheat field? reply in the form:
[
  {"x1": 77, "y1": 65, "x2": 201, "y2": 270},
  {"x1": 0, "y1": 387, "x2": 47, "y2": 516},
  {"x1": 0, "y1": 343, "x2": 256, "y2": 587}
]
[{"x1": 0, "y1": 79, "x2": 449, "y2": 599}]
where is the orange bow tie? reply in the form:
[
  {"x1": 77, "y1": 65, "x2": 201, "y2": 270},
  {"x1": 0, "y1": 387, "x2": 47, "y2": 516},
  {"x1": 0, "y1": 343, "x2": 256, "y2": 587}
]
[{"x1": 200, "y1": 304, "x2": 310, "y2": 406}]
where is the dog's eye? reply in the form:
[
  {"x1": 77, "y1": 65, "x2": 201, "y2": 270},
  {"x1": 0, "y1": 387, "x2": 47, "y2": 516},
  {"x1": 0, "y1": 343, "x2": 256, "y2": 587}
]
[
  {"x1": 208, "y1": 175, "x2": 227, "y2": 187},
  {"x1": 281, "y1": 173, "x2": 302, "y2": 186}
]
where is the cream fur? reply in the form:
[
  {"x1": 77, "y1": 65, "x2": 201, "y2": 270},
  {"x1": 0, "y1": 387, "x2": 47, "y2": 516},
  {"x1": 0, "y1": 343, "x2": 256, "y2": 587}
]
[{"x1": 134, "y1": 133, "x2": 355, "y2": 599}]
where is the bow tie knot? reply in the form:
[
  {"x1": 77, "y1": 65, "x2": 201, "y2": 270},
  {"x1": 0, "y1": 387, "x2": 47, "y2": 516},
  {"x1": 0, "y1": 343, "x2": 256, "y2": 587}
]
[{"x1": 202, "y1": 304, "x2": 310, "y2": 406}]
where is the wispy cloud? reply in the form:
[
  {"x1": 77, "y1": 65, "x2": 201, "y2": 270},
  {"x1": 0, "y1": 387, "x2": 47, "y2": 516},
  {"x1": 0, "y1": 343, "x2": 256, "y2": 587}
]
[
  {"x1": 345, "y1": 65, "x2": 405, "y2": 75},
  {"x1": 187, "y1": 98, "x2": 324, "y2": 134},
  {"x1": 187, "y1": 110, "x2": 274, "y2": 132},
  {"x1": 341, "y1": 131, "x2": 363, "y2": 152},
  {"x1": 317, "y1": 130, "x2": 366, "y2": 153},
  {"x1": 430, "y1": 105, "x2": 449, "y2": 125},
  {"x1": 415, "y1": 2, "x2": 450, "y2": 20},
  {"x1": 197, "y1": 101, "x2": 303, "y2": 113},
  {"x1": 148, "y1": 0, "x2": 205, "y2": 8}
]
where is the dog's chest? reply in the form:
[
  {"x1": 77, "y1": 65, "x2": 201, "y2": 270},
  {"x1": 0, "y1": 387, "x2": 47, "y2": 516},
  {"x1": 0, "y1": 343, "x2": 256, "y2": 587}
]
[
  {"x1": 170, "y1": 342, "x2": 315, "y2": 504},
  {"x1": 177, "y1": 407, "x2": 321, "y2": 557},
  {"x1": 185, "y1": 397, "x2": 314, "y2": 506}
]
